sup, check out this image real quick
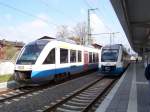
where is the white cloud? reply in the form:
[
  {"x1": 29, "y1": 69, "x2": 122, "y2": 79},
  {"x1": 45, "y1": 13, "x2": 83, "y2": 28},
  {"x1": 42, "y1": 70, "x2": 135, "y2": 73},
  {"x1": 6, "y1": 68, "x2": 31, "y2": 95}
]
[
  {"x1": 0, "y1": 14, "x2": 56, "y2": 43},
  {"x1": 90, "y1": 14, "x2": 109, "y2": 34},
  {"x1": 90, "y1": 14, "x2": 111, "y2": 46}
]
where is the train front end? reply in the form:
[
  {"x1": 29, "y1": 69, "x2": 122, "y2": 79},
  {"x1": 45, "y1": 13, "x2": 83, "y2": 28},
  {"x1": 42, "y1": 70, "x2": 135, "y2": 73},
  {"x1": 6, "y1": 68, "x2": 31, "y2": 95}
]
[
  {"x1": 14, "y1": 39, "x2": 49, "y2": 84},
  {"x1": 99, "y1": 48, "x2": 124, "y2": 75}
]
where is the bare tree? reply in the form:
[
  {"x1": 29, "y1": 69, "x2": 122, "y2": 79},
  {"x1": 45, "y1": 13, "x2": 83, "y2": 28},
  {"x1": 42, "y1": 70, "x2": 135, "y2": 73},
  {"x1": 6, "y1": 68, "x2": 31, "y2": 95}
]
[
  {"x1": 55, "y1": 22, "x2": 93, "y2": 45},
  {"x1": 69, "y1": 36, "x2": 80, "y2": 44},
  {"x1": 56, "y1": 25, "x2": 69, "y2": 38},
  {"x1": 73, "y1": 22, "x2": 88, "y2": 45}
]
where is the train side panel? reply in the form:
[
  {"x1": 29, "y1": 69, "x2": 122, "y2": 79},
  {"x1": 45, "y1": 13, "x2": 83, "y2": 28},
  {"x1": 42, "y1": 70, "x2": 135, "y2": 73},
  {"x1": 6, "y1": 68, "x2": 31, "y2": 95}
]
[{"x1": 14, "y1": 39, "x2": 100, "y2": 85}]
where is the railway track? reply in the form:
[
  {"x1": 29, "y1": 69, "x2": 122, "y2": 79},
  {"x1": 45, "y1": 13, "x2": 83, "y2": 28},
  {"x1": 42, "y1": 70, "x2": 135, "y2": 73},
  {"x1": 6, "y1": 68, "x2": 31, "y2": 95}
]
[
  {"x1": 0, "y1": 71, "x2": 98, "y2": 105},
  {"x1": 42, "y1": 77, "x2": 118, "y2": 112},
  {"x1": 0, "y1": 86, "x2": 48, "y2": 104}
]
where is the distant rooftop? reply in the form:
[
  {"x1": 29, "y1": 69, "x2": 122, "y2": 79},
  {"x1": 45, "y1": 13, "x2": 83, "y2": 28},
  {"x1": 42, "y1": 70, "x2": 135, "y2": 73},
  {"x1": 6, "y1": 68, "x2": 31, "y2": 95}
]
[{"x1": 0, "y1": 39, "x2": 25, "y2": 47}]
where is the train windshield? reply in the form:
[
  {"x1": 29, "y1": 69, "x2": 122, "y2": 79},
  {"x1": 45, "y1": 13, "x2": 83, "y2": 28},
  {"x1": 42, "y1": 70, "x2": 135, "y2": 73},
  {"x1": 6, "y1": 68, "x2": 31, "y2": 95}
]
[
  {"x1": 101, "y1": 49, "x2": 119, "y2": 62},
  {"x1": 16, "y1": 40, "x2": 49, "y2": 65}
]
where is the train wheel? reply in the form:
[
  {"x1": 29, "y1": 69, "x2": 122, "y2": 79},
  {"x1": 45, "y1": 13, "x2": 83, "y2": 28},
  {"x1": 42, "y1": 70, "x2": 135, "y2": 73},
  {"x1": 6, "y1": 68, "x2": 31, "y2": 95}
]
[
  {"x1": 67, "y1": 72, "x2": 71, "y2": 80},
  {"x1": 54, "y1": 74, "x2": 59, "y2": 82},
  {"x1": 54, "y1": 73, "x2": 67, "y2": 82}
]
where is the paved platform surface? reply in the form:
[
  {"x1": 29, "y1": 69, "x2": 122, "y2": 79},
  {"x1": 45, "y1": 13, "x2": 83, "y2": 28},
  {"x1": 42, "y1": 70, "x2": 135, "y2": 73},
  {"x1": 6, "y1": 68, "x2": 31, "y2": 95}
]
[{"x1": 96, "y1": 62, "x2": 150, "y2": 112}]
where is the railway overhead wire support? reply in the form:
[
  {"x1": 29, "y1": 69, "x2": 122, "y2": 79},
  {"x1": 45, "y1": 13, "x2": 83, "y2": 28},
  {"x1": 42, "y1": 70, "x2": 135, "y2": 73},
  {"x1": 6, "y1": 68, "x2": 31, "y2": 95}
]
[
  {"x1": 92, "y1": 32, "x2": 120, "y2": 46},
  {"x1": 87, "y1": 8, "x2": 98, "y2": 45}
]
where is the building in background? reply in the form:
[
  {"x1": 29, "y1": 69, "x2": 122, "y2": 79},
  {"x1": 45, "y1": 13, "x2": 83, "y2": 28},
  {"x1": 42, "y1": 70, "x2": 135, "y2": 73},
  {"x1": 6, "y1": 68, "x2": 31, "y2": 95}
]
[
  {"x1": 0, "y1": 39, "x2": 24, "y2": 60},
  {"x1": 0, "y1": 42, "x2": 5, "y2": 59}
]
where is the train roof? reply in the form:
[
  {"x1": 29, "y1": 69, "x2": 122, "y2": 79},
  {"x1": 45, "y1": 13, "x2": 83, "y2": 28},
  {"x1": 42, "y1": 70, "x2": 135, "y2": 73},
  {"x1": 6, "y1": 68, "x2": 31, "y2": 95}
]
[
  {"x1": 38, "y1": 36, "x2": 77, "y2": 44},
  {"x1": 102, "y1": 44, "x2": 123, "y2": 49},
  {"x1": 38, "y1": 36, "x2": 100, "y2": 49},
  {"x1": 103, "y1": 44, "x2": 130, "y2": 55}
]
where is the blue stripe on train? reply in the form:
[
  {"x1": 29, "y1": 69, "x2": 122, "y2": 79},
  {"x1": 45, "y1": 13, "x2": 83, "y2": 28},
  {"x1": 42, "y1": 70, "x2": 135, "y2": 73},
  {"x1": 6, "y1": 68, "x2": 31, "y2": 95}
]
[
  {"x1": 99, "y1": 67, "x2": 125, "y2": 75},
  {"x1": 31, "y1": 64, "x2": 98, "y2": 83}
]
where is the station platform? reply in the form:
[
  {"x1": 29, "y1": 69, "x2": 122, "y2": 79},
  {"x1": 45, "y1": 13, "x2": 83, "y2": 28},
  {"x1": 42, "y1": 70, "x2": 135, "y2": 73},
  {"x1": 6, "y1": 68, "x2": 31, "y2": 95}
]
[{"x1": 96, "y1": 62, "x2": 150, "y2": 112}]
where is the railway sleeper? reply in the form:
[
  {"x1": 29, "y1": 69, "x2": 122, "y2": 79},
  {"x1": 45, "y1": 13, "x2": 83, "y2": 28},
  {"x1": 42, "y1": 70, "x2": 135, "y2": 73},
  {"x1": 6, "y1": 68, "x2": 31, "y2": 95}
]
[
  {"x1": 67, "y1": 100, "x2": 89, "y2": 106},
  {"x1": 79, "y1": 93, "x2": 98, "y2": 97},
  {"x1": 71, "y1": 97, "x2": 91, "y2": 103},
  {"x1": 75, "y1": 95, "x2": 95, "y2": 100},
  {"x1": 62, "y1": 103, "x2": 85, "y2": 109},
  {"x1": 56, "y1": 107, "x2": 81, "y2": 112},
  {"x1": 82, "y1": 91, "x2": 98, "y2": 94},
  {"x1": 67, "y1": 100, "x2": 88, "y2": 106}
]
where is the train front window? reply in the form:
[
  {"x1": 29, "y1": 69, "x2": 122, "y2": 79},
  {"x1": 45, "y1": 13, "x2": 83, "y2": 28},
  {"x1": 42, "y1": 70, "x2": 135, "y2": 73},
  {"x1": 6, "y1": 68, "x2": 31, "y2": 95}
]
[
  {"x1": 101, "y1": 49, "x2": 118, "y2": 62},
  {"x1": 17, "y1": 40, "x2": 49, "y2": 65}
]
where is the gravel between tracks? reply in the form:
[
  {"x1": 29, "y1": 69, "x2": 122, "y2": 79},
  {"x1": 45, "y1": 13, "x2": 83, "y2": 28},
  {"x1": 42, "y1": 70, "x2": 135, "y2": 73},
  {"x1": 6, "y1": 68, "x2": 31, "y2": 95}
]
[{"x1": 0, "y1": 72, "x2": 101, "y2": 112}]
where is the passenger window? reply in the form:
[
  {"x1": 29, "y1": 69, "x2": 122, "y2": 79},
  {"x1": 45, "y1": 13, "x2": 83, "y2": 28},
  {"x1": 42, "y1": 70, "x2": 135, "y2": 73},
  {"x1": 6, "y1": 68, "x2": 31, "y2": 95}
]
[
  {"x1": 70, "y1": 50, "x2": 76, "y2": 63},
  {"x1": 60, "y1": 48, "x2": 68, "y2": 63},
  {"x1": 93, "y1": 53, "x2": 96, "y2": 63},
  {"x1": 97, "y1": 53, "x2": 99, "y2": 62},
  {"x1": 43, "y1": 48, "x2": 55, "y2": 64},
  {"x1": 78, "y1": 51, "x2": 82, "y2": 62},
  {"x1": 95, "y1": 53, "x2": 98, "y2": 62},
  {"x1": 89, "y1": 52, "x2": 92, "y2": 63}
]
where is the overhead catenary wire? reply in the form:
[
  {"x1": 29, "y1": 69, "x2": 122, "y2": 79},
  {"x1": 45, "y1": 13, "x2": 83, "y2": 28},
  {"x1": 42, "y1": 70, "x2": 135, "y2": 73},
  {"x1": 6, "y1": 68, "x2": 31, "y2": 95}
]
[
  {"x1": 39, "y1": 0, "x2": 78, "y2": 24},
  {"x1": 84, "y1": 0, "x2": 127, "y2": 39},
  {"x1": 83, "y1": 0, "x2": 113, "y2": 32},
  {"x1": 83, "y1": 0, "x2": 129, "y2": 45},
  {"x1": 0, "y1": 1, "x2": 59, "y2": 27}
]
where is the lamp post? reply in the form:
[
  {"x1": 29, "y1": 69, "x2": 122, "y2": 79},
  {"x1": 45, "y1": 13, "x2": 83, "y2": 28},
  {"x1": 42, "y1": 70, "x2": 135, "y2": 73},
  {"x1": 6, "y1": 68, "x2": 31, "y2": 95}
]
[{"x1": 87, "y1": 8, "x2": 98, "y2": 45}]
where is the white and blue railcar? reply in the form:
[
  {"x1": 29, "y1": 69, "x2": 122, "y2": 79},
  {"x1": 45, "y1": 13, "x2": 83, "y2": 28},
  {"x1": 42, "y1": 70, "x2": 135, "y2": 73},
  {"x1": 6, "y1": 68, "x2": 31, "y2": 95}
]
[
  {"x1": 99, "y1": 44, "x2": 130, "y2": 75},
  {"x1": 14, "y1": 36, "x2": 99, "y2": 84}
]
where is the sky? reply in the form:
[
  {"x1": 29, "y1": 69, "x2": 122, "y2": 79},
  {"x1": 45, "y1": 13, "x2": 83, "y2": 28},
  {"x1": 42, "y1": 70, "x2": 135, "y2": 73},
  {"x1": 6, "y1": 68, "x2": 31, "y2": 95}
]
[{"x1": 0, "y1": 0, "x2": 131, "y2": 50}]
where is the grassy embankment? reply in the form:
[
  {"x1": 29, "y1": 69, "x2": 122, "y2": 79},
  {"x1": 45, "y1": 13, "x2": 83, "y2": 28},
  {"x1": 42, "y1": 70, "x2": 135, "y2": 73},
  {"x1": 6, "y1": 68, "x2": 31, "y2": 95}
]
[
  {"x1": 0, "y1": 74, "x2": 14, "y2": 83},
  {"x1": 0, "y1": 45, "x2": 19, "y2": 83}
]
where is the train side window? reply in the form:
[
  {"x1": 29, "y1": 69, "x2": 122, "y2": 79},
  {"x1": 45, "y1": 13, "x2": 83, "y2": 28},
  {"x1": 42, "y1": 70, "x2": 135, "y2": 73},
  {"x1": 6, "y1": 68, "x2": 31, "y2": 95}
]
[
  {"x1": 93, "y1": 53, "x2": 96, "y2": 63},
  {"x1": 89, "y1": 52, "x2": 92, "y2": 63},
  {"x1": 96, "y1": 53, "x2": 99, "y2": 62},
  {"x1": 43, "y1": 48, "x2": 55, "y2": 64},
  {"x1": 97, "y1": 53, "x2": 99, "y2": 62},
  {"x1": 121, "y1": 52, "x2": 125, "y2": 61},
  {"x1": 78, "y1": 51, "x2": 82, "y2": 62},
  {"x1": 70, "y1": 50, "x2": 76, "y2": 63},
  {"x1": 60, "y1": 48, "x2": 68, "y2": 63}
]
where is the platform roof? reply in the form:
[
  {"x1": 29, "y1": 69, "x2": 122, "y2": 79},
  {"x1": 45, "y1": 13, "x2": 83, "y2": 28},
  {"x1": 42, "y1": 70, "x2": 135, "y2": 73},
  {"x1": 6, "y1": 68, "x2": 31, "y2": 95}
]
[{"x1": 110, "y1": 0, "x2": 150, "y2": 55}]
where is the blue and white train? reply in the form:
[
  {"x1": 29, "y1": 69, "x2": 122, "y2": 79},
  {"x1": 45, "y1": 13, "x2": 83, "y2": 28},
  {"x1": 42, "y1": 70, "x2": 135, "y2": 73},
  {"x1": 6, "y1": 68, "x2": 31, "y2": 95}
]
[
  {"x1": 14, "y1": 36, "x2": 100, "y2": 84},
  {"x1": 99, "y1": 44, "x2": 130, "y2": 75}
]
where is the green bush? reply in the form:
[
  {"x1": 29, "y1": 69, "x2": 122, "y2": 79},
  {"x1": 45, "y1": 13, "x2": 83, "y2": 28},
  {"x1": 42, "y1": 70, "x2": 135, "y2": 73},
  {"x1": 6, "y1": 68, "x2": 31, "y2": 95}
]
[{"x1": 0, "y1": 74, "x2": 14, "y2": 83}]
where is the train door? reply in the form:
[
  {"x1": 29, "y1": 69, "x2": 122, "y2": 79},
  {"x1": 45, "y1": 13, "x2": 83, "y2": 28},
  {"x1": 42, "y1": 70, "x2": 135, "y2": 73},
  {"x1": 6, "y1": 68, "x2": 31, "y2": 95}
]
[
  {"x1": 42, "y1": 48, "x2": 56, "y2": 81},
  {"x1": 84, "y1": 51, "x2": 89, "y2": 71}
]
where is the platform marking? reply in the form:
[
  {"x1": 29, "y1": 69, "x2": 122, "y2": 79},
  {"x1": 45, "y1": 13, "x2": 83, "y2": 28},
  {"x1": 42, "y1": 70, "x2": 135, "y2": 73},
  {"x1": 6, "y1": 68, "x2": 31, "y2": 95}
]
[
  {"x1": 127, "y1": 63, "x2": 137, "y2": 112},
  {"x1": 95, "y1": 67, "x2": 128, "y2": 112},
  {"x1": 136, "y1": 81, "x2": 149, "y2": 85}
]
